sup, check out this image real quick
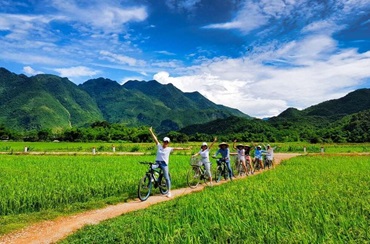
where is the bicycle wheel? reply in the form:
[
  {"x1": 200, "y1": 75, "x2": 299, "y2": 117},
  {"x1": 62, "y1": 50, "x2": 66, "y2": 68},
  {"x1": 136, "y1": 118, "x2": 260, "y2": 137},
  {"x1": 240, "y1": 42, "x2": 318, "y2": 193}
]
[
  {"x1": 254, "y1": 160, "x2": 260, "y2": 171},
  {"x1": 246, "y1": 162, "x2": 251, "y2": 174},
  {"x1": 224, "y1": 165, "x2": 229, "y2": 180},
  {"x1": 215, "y1": 165, "x2": 223, "y2": 182},
  {"x1": 159, "y1": 173, "x2": 170, "y2": 195},
  {"x1": 202, "y1": 167, "x2": 211, "y2": 186},
  {"x1": 187, "y1": 166, "x2": 201, "y2": 188},
  {"x1": 237, "y1": 162, "x2": 245, "y2": 177},
  {"x1": 138, "y1": 174, "x2": 152, "y2": 201}
]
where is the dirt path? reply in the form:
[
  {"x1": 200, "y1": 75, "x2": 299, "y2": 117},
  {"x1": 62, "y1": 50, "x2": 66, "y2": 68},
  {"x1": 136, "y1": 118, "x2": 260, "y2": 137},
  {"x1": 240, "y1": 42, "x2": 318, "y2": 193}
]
[{"x1": 0, "y1": 153, "x2": 300, "y2": 244}]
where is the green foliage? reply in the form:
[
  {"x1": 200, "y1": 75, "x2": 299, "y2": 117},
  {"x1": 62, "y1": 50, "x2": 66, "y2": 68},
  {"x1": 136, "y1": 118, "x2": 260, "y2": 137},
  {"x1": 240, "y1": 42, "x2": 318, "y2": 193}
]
[
  {"x1": 0, "y1": 68, "x2": 247, "y2": 134},
  {"x1": 80, "y1": 79, "x2": 249, "y2": 133},
  {"x1": 0, "y1": 68, "x2": 103, "y2": 132},
  {"x1": 61, "y1": 155, "x2": 370, "y2": 243}
]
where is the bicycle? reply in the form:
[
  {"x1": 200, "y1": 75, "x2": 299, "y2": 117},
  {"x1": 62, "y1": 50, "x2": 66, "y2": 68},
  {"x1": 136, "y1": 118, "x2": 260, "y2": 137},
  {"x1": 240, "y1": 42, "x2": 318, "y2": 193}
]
[
  {"x1": 253, "y1": 157, "x2": 264, "y2": 171},
  {"x1": 187, "y1": 157, "x2": 211, "y2": 188},
  {"x1": 234, "y1": 156, "x2": 247, "y2": 177},
  {"x1": 214, "y1": 157, "x2": 232, "y2": 182},
  {"x1": 264, "y1": 156, "x2": 274, "y2": 169},
  {"x1": 137, "y1": 162, "x2": 170, "y2": 201}
]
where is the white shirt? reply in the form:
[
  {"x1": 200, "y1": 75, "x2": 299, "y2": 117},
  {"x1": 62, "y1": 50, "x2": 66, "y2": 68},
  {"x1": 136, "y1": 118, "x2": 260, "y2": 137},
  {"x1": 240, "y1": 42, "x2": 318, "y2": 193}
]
[
  {"x1": 155, "y1": 143, "x2": 173, "y2": 164},
  {"x1": 266, "y1": 148, "x2": 274, "y2": 160},
  {"x1": 237, "y1": 148, "x2": 245, "y2": 160},
  {"x1": 198, "y1": 148, "x2": 210, "y2": 163}
]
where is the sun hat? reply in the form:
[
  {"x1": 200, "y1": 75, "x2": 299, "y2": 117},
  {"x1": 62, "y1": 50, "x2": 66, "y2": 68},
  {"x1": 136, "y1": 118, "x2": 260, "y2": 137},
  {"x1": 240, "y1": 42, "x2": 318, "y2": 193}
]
[
  {"x1": 163, "y1": 137, "x2": 170, "y2": 142},
  {"x1": 201, "y1": 142, "x2": 208, "y2": 146},
  {"x1": 257, "y1": 145, "x2": 261, "y2": 149},
  {"x1": 219, "y1": 142, "x2": 229, "y2": 147},
  {"x1": 236, "y1": 144, "x2": 244, "y2": 148}
]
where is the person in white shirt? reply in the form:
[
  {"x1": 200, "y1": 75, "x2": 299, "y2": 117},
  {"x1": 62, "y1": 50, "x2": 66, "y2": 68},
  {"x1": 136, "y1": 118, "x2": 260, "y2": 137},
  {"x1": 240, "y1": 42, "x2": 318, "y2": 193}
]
[
  {"x1": 233, "y1": 140, "x2": 249, "y2": 176},
  {"x1": 149, "y1": 127, "x2": 189, "y2": 198},
  {"x1": 192, "y1": 137, "x2": 217, "y2": 185},
  {"x1": 264, "y1": 144, "x2": 277, "y2": 167}
]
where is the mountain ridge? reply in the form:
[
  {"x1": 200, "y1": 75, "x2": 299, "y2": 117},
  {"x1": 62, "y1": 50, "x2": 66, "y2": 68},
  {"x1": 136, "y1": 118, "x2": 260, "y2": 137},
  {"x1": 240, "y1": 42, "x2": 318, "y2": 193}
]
[
  {"x1": 180, "y1": 88, "x2": 370, "y2": 142},
  {"x1": 0, "y1": 67, "x2": 249, "y2": 132}
]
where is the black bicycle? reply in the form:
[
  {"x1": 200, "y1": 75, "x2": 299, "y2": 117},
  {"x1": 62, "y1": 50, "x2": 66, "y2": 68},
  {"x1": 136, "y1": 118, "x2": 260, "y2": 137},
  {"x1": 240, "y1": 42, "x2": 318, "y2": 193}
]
[
  {"x1": 253, "y1": 157, "x2": 264, "y2": 171},
  {"x1": 264, "y1": 157, "x2": 273, "y2": 169},
  {"x1": 137, "y1": 162, "x2": 170, "y2": 201},
  {"x1": 187, "y1": 157, "x2": 211, "y2": 188},
  {"x1": 215, "y1": 158, "x2": 232, "y2": 182}
]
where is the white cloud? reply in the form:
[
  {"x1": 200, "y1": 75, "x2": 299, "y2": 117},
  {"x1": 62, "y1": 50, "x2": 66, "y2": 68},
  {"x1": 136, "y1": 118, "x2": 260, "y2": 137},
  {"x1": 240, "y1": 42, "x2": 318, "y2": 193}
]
[
  {"x1": 155, "y1": 50, "x2": 176, "y2": 56},
  {"x1": 99, "y1": 51, "x2": 146, "y2": 66},
  {"x1": 203, "y1": 0, "x2": 289, "y2": 33},
  {"x1": 165, "y1": 0, "x2": 201, "y2": 11},
  {"x1": 153, "y1": 34, "x2": 370, "y2": 118},
  {"x1": 54, "y1": 66, "x2": 100, "y2": 78},
  {"x1": 50, "y1": 0, "x2": 147, "y2": 33},
  {"x1": 22, "y1": 66, "x2": 43, "y2": 76},
  {"x1": 1, "y1": 51, "x2": 65, "y2": 65}
]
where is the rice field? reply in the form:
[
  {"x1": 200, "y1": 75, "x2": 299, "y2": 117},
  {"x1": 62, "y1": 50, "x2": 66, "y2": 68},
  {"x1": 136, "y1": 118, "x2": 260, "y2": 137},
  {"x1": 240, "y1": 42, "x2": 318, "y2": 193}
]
[
  {"x1": 60, "y1": 155, "x2": 370, "y2": 243},
  {"x1": 1, "y1": 141, "x2": 370, "y2": 154},
  {"x1": 0, "y1": 155, "x2": 192, "y2": 221}
]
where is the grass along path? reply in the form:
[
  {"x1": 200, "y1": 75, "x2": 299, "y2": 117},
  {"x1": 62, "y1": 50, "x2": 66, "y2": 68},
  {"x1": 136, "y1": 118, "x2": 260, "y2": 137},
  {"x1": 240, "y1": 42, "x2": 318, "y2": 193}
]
[
  {"x1": 60, "y1": 154, "x2": 369, "y2": 243},
  {"x1": 0, "y1": 153, "x2": 299, "y2": 244}
]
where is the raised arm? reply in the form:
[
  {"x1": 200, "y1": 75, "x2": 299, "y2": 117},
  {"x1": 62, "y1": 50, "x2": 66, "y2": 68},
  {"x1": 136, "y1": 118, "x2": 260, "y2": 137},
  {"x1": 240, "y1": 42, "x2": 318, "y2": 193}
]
[
  {"x1": 233, "y1": 139, "x2": 237, "y2": 150},
  {"x1": 208, "y1": 137, "x2": 217, "y2": 150},
  {"x1": 149, "y1": 127, "x2": 159, "y2": 145}
]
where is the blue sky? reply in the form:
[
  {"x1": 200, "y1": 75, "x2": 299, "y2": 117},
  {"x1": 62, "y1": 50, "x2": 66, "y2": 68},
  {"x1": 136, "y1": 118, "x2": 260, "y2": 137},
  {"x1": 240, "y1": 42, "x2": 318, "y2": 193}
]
[{"x1": 1, "y1": 0, "x2": 370, "y2": 118}]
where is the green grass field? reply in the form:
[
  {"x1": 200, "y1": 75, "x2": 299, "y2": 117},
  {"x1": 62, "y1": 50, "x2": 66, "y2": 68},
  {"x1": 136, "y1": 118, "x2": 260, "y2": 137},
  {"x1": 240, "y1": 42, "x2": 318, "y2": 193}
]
[
  {"x1": 0, "y1": 154, "x2": 192, "y2": 234},
  {"x1": 60, "y1": 155, "x2": 370, "y2": 243},
  {"x1": 0, "y1": 142, "x2": 369, "y2": 239},
  {"x1": 1, "y1": 141, "x2": 369, "y2": 154}
]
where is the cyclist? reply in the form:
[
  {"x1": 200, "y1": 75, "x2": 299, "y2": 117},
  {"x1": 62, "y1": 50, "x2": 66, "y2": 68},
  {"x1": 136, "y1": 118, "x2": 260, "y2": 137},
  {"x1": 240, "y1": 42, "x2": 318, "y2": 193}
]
[
  {"x1": 192, "y1": 137, "x2": 217, "y2": 186},
  {"x1": 148, "y1": 127, "x2": 180, "y2": 198},
  {"x1": 233, "y1": 140, "x2": 248, "y2": 176},
  {"x1": 253, "y1": 145, "x2": 265, "y2": 170},
  {"x1": 244, "y1": 144, "x2": 254, "y2": 174},
  {"x1": 213, "y1": 142, "x2": 234, "y2": 180},
  {"x1": 264, "y1": 144, "x2": 277, "y2": 167}
]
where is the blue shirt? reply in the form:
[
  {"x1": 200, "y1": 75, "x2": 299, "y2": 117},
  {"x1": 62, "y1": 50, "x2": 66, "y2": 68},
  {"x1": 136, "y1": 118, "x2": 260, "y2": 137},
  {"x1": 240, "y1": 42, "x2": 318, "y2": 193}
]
[
  {"x1": 215, "y1": 148, "x2": 230, "y2": 159},
  {"x1": 254, "y1": 148, "x2": 265, "y2": 159}
]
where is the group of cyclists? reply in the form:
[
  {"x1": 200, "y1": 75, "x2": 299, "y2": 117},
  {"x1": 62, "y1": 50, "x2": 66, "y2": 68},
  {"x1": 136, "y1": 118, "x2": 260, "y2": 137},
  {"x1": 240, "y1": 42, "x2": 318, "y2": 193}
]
[{"x1": 148, "y1": 127, "x2": 276, "y2": 198}]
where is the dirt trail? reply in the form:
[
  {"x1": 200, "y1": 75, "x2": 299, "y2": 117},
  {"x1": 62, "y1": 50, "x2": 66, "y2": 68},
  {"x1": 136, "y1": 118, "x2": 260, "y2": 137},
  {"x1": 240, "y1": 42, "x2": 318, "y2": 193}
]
[{"x1": 0, "y1": 153, "x2": 300, "y2": 244}]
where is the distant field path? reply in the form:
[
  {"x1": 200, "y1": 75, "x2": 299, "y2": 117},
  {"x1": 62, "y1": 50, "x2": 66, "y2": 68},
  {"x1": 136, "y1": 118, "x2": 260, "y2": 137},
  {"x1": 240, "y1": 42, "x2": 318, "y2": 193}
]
[{"x1": 0, "y1": 153, "x2": 300, "y2": 244}]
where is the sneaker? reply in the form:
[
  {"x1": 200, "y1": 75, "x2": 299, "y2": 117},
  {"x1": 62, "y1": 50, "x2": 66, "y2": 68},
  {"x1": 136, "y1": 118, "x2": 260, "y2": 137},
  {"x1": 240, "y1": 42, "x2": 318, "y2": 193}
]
[{"x1": 166, "y1": 192, "x2": 172, "y2": 198}]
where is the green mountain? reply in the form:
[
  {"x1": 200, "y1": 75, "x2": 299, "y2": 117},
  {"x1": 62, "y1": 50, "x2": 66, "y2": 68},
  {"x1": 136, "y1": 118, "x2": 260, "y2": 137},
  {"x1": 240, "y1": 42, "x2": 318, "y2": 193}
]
[
  {"x1": 0, "y1": 68, "x2": 103, "y2": 131},
  {"x1": 80, "y1": 79, "x2": 249, "y2": 132},
  {"x1": 0, "y1": 68, "x2": 249, "y2": 132},
  {"x1": 180, "y1": 88, "x2": 370, "y2": 143}
]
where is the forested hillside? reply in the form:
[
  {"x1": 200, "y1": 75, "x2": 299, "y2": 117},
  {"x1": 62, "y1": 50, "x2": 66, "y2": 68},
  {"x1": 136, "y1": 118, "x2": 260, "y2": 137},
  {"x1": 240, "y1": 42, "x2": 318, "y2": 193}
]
[
  {"x1": 180, "y1": 89, "x2": 370, "y2": 143},
  {"x1": 0, "y1": 68, "x2": 248, "y2": 133}
]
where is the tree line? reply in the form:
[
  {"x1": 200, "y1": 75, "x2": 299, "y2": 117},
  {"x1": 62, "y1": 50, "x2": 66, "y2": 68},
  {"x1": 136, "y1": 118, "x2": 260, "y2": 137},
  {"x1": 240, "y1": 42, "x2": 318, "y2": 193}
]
[{"x1": 1, "y1": 110, "x2": 369, "y2": 143}]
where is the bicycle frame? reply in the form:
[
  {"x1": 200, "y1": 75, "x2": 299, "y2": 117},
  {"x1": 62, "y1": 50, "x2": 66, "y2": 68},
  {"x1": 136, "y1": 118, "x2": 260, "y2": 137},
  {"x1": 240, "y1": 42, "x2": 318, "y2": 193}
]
[
  {"x1": 138, "y1": 162, "x2": 169, "y2": 201},
  {"x1": 187, "y1": 157, "x2": 211, "y2": 188},
  {"x1": 215, "y1": 158, "x2": 231, "y2": 182}
]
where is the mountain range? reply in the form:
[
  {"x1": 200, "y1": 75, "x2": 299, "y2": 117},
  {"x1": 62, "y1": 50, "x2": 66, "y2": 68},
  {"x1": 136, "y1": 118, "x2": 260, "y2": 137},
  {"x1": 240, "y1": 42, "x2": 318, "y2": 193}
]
[
  {"x1": 1, "y1": 67, "x2": 369, "y2": 142},
  {"x1": 0, "y1": 67, "x2": 247, "y2": 132},
  {"x1": 180, "y1": 88, "x2": 370, "y2": 143}
]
